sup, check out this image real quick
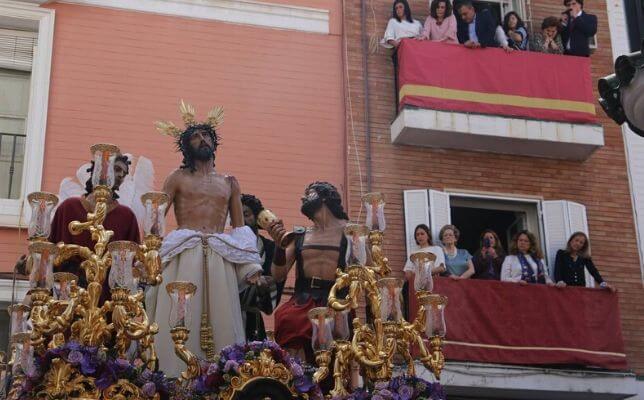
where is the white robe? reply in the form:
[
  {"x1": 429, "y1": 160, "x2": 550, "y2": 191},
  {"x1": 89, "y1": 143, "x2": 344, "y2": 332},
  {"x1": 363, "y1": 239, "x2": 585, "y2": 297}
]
[{"x1": 146, "y1": 226, "x2": 262, "y2": 377}]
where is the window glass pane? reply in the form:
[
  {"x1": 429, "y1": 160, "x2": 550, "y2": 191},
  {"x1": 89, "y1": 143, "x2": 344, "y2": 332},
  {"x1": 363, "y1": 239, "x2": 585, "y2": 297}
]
[
  {"x1": 0, "y1": 67, "x2": 30, "y2": 199},
  {"x1": 0, "y1": 68, "x2": 30, "y2": 118}
]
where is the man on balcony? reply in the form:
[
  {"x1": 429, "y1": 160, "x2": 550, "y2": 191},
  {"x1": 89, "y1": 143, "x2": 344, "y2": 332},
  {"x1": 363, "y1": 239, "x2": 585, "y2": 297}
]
[
  {"x1": 560, "y1": 0, "x2": 597, "y2": 57},
  {"x1": 456, "y1": 1, "x2": 497, "y2": 48}
]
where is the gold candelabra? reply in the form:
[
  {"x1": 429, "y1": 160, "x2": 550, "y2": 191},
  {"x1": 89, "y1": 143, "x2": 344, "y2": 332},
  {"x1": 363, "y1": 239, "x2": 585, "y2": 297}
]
[
  {"x1": 8, "y1": 144, "x2": 166, "y2": 400},
  {"x1": 313, "y1": 193, "x2": 448, "y2": 396}
]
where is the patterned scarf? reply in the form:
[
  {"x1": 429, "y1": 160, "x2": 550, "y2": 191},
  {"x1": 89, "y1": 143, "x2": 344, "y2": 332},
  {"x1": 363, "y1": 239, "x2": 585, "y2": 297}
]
[{"x1": 517, "y1": 253, "x2": 546, "y2": 284}]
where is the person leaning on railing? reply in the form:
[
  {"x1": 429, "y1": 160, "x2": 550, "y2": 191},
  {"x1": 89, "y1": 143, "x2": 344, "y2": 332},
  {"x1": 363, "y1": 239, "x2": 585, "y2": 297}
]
[
  {"x1": 421, "y1": 0, "x2": 458, "y2": 44},
  {"x1": 503, "y1": 11, "x2": 529, "y2": 50},
  {"x1": 530, "y1": 16, "x2": 564, "y2": 54},
  {"x1": 440, "y1": 224, "x2": 475, "y2": 280},
  {"x1": 472, "y1": 229, "x2": 505, "y2": 280},
  {"x1": 381, "y1": 0, "x2": 423, "y2": 49},
  {"x1": 554, "y1": 232, "x2": 616, "y2": 292},
  {"x1": 501, "y1": 230, "x2": 554, "y2": 286},
  {"x1": 455, "y1": 0, "x2": 513, "y2": 52},
  {"x1": 403, "y1": 223, "x2": 447, "y2": 282}
]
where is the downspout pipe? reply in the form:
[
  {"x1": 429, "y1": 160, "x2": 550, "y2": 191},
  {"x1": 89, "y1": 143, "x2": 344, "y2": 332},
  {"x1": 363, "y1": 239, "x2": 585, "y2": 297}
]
[{"x1": 361, "y1": 0, "x2": 372, "y2": 193}]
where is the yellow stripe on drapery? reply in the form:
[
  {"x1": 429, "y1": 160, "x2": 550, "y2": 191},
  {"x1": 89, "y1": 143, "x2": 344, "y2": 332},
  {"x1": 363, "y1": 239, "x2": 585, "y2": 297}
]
[
  {"x1": 444, "y1": 340, "x2": 626, "y2": 357},
  {"x1": 399, "y1": 84, "x2": 596, "y2": 115}
]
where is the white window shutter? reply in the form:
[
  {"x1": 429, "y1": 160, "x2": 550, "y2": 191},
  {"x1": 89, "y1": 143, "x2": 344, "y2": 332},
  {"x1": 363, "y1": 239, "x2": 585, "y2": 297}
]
[
  {"x1": 429, "y1": 190, "x2": 451, "y2": 246},
  {"x1": 542, "y1": 200, "x2": 593, "y2": 287},
  {"x1": 403, "y1": 190, "x2": 430, "y2": 259},
  {"x1": 403, "y1": 189, "x2": 429, "y2": 259},
  {"x1": 542, "y1": 200, "x2": 569, "y2": 280}
]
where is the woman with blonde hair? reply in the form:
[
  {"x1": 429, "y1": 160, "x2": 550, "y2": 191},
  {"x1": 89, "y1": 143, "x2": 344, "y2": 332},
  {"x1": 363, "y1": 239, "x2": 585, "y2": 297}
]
[
  {"x1": 554, "y1": 232, "x2": 615, "y2": 291},
  {"x1": 501, "y1": 230, "x2": 553, "y2": 285}
]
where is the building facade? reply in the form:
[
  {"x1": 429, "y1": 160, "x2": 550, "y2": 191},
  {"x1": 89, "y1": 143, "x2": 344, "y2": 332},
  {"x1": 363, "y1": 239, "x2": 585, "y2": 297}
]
[
  {"x1": 342, "y1": 0, "x2": 643, "y2": 397},
  {"x1": 0, "y1": 0, "x2": 346, "y2": 352},
  {"x1": 0, "y1": 0, "x2": 642, "y2": 398}
]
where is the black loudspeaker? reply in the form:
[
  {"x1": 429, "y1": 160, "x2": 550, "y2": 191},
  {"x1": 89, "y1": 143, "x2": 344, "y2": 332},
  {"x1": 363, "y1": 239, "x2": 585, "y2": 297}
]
[{"x1": 598, "y1": 74, "x2": 626, "y2": 125}]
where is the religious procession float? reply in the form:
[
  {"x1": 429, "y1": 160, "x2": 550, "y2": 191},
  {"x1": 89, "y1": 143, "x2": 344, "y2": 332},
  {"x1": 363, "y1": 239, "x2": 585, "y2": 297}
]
[{"x1": 2, "y1": 103, "x2": 449, "y2": 400}]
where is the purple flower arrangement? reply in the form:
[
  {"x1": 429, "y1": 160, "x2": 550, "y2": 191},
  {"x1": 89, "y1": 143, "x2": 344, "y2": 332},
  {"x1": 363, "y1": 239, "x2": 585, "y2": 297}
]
[
  {"x1": 331, "y1": 376, "x2": 446, "y2": 400},
  {"x1": 192, "y1": 340, "x2": 322, "y2": 399},
  {"x1": 18, "y1": 341, "x2": 172, "y2": 400},
  {"x1": 14, "y1": 340, "x2": 445, "y2": 400}
]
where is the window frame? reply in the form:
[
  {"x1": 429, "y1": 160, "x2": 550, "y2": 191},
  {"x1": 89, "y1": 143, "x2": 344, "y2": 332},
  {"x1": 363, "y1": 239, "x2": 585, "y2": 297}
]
[
  {"x1": 0, "y1": 2, "x2": 54, "y2": 227},
  {"x1": 443, "y1": 190, "x2": 546, "y2": 255}
]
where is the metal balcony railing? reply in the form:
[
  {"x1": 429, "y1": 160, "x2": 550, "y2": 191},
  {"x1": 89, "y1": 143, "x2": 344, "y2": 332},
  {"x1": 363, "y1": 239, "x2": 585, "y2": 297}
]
[{"x1": 0, "y1": 132, "x2": 25, "y2": 199}]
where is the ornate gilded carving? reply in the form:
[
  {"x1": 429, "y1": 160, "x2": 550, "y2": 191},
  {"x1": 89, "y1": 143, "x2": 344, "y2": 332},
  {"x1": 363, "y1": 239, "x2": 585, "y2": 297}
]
[{"x1": 221, "y1": 349, "x2": 299, "y2": 400}]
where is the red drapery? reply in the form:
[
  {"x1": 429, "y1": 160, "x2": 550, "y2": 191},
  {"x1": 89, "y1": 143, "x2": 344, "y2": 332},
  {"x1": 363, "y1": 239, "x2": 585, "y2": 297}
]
[
  {"x1": 409, "y1": 277, "x2": 627, "y2": 370},
  {"x1": 397, "y1": 40, "x2": 597, "y2": 124}
]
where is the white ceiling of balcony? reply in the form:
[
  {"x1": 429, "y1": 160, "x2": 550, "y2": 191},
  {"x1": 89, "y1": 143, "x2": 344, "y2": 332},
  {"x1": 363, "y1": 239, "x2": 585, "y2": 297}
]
[{"x1": 391, "y1": 108, "x2": 605, "y2": 161}]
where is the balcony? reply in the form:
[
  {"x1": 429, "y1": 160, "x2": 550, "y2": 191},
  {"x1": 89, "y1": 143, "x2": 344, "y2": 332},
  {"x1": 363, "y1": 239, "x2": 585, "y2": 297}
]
[
  {"x1": 391, "y1": 41, "x2": 604, "y2": 161},
  {"x1": 407, "y1": 277, "x2": 639, "y2": 399}
]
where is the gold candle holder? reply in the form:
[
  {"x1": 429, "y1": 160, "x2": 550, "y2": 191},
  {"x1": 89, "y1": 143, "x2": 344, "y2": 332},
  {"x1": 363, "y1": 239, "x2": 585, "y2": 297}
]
[
  {"x1": 419, "y1": 293, "x2": 447, "y2": 380},
  {"x1": 167, "y1": 281, "x2": 199, "y2": 382}
]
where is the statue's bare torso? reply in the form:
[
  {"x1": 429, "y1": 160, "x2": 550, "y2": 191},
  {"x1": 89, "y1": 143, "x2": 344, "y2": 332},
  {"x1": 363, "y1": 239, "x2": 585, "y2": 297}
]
[{"x1": 164, "y1": 168, "x2": 243, "y2": 233}]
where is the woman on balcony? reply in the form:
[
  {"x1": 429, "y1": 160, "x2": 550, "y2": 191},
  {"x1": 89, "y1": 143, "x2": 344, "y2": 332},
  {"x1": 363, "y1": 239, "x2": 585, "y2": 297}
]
[
  {"x1": 404, "y1": 224, "x2": 446, "y2": 282},
  {"x1": 530, "y1": 16, "x2": 564, "y2": 54},
  {"x1": 381, "y1": 0, "x2": 423, "y2": 48},
  {"x1": 554, "y1": 232, "x2": 616, "y2": 291},
  {"x1": 421, "y1": 0, "x2": 458, "y2": 44},
  {"x1": 440, "y1": 224, "x2": 475, "y2": 280},
  {"x1": 472, "y1": 229, "x2": 505, "y2": 280},
  {"x1": 503, "y1": 11, "x2": 529, "y2": 50},
  {"x1": 501, "y1": 230, "x2": 554, "y2": 285}
]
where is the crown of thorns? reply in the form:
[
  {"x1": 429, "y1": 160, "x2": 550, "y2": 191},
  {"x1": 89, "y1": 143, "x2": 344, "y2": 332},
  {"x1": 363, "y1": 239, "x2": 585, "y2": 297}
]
[{"x1": 155, "y1": 99, "x2": 224, "y2": 139}]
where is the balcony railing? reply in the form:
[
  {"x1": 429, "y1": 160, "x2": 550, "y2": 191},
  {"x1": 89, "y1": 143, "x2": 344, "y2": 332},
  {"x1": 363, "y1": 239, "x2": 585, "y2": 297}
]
[
  {"x1": 0, "y1": 132, "x2": 25, "y2": 199},
  {"x1": 391, "y1": 40, "x2": 604, "y2": 160},
  {"x1": 408, "y1": 277, "x2": 627, "y2": 371}
]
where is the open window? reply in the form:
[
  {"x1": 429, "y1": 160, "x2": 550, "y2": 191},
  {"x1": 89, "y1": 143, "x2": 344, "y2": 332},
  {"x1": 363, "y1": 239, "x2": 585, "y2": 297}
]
[
  {"x1": 0, "y1": 4, "x2": 54, "y2": 227},
  {"x1": 403, "y1": 190, "x2": 593, "y2": 287},
  {"x1": 450, "y1": 195, "x2": 541, "y2": 256}
]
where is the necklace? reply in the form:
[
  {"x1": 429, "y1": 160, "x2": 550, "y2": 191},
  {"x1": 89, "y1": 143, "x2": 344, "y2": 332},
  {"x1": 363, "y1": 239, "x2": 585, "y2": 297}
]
[{"x1": 445, "y1": 247, "x2": 458, "y2": 259}]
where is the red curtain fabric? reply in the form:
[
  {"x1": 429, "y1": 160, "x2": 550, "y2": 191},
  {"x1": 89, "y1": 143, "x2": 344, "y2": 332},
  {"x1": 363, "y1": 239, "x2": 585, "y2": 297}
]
[
  {"x1": 409, "y1": 277, "x2": 628, "y2": 370},
  {"x1": 397, "y1": 40, "x2": 597, "y2": 124}
]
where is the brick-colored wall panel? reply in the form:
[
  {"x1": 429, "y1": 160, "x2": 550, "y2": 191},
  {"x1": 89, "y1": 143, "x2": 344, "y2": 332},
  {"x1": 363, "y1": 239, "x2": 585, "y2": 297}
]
[{"x1": 344, "y1": 0, "x2": 644, "y2": 373}]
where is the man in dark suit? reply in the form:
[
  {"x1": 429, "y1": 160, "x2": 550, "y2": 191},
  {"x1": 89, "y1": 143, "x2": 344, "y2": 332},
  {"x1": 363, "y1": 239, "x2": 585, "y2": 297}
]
[
  {"x1": 561, "y1": 0, "x2": 597, "y2": 57},
  {"x1": 456, "y1": 0, "x2": 498, "y2": 48}
]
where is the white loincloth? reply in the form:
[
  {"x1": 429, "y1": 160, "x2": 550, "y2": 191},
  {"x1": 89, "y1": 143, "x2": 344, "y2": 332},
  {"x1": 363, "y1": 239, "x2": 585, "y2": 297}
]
[{"x1": 145, "y1": 227, "x2": 262, "y2": 377}]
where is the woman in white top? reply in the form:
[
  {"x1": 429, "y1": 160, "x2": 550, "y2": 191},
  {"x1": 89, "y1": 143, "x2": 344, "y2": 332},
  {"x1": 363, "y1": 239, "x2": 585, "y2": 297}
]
[
  {"x1": 404, "y1": 224, "x2": 446, "y2": 282},
  {"x1": 501, "y1": 230, "x2": 554, "y2": 286},
  {"x1": 381, "y1": 0, "x2": 423, "y2": 48}
]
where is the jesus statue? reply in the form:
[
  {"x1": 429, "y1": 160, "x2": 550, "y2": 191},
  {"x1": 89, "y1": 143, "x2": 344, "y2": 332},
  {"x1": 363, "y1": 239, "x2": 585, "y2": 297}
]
[{"x1": 146, "y1": 101, "x2": 262, "y2": 377}]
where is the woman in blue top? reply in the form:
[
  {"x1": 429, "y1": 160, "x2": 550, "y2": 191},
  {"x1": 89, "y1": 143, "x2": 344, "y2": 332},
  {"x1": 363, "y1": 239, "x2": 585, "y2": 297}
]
[
  {"x1": 503, "y1": 11, "x2": 528, "y2": 50},
  {"x1": 439, "y1": 224, "x2": 475, "y2": 280}
]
